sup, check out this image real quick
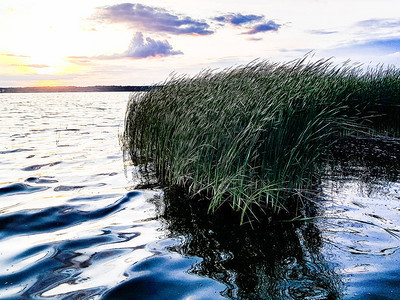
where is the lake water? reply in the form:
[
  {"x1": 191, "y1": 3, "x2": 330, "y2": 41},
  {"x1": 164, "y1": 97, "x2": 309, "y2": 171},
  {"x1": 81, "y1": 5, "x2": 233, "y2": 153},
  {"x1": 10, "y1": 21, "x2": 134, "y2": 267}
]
[{"x1": 0, "y1": 92, "x2": 399, "y2": 299}]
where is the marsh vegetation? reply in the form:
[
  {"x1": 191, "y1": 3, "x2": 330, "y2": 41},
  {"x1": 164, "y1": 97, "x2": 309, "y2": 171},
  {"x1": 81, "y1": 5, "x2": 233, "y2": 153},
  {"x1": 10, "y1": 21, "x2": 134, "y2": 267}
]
[{"x1": 122, "y1": 56, "x2": 400, "y2": 222}]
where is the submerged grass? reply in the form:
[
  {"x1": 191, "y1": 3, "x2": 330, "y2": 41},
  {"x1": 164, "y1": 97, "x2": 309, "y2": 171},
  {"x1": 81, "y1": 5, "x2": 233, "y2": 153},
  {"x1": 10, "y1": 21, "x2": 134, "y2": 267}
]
[{"x1": 122, "y1": 56, "x2": 400, "y2": 222}]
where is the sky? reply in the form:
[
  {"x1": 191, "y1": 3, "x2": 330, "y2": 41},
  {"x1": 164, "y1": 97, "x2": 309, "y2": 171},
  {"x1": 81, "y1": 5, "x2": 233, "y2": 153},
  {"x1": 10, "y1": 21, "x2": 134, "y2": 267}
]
[{"x1": 1, "y1": 0, "x2": 400, "y2": 87}]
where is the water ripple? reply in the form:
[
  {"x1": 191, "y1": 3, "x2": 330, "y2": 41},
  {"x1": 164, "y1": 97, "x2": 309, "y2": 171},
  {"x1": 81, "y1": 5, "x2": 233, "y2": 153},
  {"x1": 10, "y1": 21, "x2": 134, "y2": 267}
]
[
  {"x1": 104, "y1": 242, "x2": 226, "y2": 300},
  {"x1": 22, "y1": 161, "x2": 62, "y2": 171},
  {"x1": 2, "y1": 92, "x2": 400, "y2": 299},
  {"x1": 0, "y1": 191, "x2": 141, "y2": 236},
  {"x1": 25, "y1": 177, "x2": 59, "y2": 184},
  {"x1": 0, "y1": 148, "x2": 33, "y2": 154},
  {"x1": 0, "y1": 183, "x2": 48, "y2": 196}
]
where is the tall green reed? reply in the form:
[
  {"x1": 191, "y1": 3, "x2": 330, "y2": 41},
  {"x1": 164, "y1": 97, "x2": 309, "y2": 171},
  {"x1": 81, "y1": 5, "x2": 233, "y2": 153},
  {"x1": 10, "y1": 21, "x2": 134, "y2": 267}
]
[{"x1": 122, "y1": 57, "x2": 400, "y2": 222}]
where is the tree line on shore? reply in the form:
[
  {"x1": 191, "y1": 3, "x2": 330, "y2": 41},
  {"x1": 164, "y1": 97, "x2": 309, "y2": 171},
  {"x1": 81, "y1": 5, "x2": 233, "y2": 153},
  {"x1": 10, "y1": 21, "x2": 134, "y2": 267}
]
[{"x1": 0, "y1": 85, "x2": 156, "y2": 93}]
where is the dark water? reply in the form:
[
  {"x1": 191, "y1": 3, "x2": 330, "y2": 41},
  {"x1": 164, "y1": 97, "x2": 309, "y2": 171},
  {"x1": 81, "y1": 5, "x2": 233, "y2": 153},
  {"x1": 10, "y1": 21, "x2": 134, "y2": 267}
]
[{"x1": 0, "y1": 92, "x2": 400, "y2": 299}]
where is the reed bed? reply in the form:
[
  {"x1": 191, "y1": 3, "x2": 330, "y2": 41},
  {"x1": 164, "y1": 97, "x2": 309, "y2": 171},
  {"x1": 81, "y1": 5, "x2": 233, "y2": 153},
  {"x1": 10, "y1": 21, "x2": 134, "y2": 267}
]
[{"x1": 122, "y1": 57, "x2": 400, "y2": 222}]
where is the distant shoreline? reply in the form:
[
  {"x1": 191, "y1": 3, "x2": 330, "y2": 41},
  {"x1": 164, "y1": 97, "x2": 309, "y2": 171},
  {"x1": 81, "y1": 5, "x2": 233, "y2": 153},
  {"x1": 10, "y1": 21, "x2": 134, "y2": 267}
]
[{"x1": 0, "y1": 86, "x2": 156, "y2": 93}]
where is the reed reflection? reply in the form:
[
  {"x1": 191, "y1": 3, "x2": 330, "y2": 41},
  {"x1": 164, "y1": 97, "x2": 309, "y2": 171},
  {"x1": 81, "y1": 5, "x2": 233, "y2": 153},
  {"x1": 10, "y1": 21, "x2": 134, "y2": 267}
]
[{"x1": 159, "y1": 187, "x2": 342, "y2": 299}]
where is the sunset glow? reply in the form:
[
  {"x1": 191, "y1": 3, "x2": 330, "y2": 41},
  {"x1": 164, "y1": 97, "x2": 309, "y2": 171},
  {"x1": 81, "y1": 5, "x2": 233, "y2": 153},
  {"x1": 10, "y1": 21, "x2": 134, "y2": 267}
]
[{"x1": 1, "y1": 0, "x2": 400, "y2": 87}]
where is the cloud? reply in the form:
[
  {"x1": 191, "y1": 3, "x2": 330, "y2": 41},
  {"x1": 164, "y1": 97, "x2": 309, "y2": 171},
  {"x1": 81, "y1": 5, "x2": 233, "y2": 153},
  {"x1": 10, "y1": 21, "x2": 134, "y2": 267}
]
[
  {"x1": 66, "y1": 56, "x2": 93, "y2": 65},
  {"x1": 93, "y1": 5, "x2": 282, "y2": 37},
  {"x1": 0, "y1": 73, "x2": 77, "y2": 85},
  {"x1": 325, "y1": 37, "x2": 400, "y2": 58},
  {"x1": 357, "y1": 18, "x2": 400, "y2": 29},
  {"x1": 1, "y1": 53, "x2": 31, "y2": 58},
  {"x1": 214, "y1": 13, "x2": 263, "y2": 26},
  {"x1": 124, "y1": 32, "x2": 182, "y2": 58},
  {"x1": 244, "y1": 21, "x2": 281, "y2": 34},
  {"x1": 279, "y1": 48, "x2": 312, "y2": 53},
  {"x1": 308, "y1": 29, "x2": 338, "y2": 35},
  {"x1": 68, "y1": 32, "x2": 182, "y2": 61},
  {"x1": 247, "y1": 37, "x2": 263, "y2": 41},
  {"x1": 94, "y1": 3, "x2": 213, "y2": 35},
  {"x1": 355, "y1": 18, "x2": 400, "y2": 37},
  {"x1": 214, "y1": 13, "x2": 282, "y2": 35},
  {"x1": 360, "y1": 38, "x2": 400, "y2": 52},
  {"x1": 18, "y1": 64, "x2": 50, "y2": 68}
]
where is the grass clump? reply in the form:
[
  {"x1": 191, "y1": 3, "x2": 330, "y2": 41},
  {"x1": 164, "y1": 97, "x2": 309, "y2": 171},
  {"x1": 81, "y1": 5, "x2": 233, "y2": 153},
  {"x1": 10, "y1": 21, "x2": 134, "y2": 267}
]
[{"x1": 122, "y1": 56, "x2": 400, "y2": 222}]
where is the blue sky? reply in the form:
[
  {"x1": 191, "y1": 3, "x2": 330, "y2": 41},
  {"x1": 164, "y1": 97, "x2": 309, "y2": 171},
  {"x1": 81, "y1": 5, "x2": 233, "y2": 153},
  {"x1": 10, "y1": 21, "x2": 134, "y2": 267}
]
[{"x1": 1, "y1": 0, "x2": 400, "y2": 87}]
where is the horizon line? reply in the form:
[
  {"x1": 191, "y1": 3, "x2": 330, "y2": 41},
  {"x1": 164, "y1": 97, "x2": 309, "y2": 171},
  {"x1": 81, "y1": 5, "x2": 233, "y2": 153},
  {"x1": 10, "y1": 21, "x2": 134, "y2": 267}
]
[{"x1": 0, "y1": 85, "x2": 158, "y2": 93}]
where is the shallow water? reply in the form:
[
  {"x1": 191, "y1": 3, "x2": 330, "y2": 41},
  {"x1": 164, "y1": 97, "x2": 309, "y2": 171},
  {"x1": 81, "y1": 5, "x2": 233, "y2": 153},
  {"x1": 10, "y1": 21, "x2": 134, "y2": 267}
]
[{"x1": 0, "y1": 92, "x2": 400, "y2": 299}]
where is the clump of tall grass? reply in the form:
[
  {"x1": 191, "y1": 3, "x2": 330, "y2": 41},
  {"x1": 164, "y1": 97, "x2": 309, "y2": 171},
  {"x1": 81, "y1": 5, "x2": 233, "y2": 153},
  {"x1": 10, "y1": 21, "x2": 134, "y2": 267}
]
[
  {"x1": 342, "y1": 64, "x2": 400, "y2": 136},
  {"x1": 122, "y1": 56, "x2": 400, "y2": 222}
]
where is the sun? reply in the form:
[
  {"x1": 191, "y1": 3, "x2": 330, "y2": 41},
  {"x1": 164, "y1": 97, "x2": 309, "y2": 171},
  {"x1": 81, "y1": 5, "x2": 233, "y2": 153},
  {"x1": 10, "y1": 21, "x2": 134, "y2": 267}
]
[{"x1": 27, "y1": 54, "x2": 68, "y2": 74}]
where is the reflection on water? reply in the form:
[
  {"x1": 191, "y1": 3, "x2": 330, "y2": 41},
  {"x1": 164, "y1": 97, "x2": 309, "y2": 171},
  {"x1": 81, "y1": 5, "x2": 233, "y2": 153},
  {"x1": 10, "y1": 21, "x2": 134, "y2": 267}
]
[
  {"x1": 1, "y1": 92, "x2": 400, "y2": 299},
  {"x1": 0, "y1": 93, "x2": 165, "y2": 299},
  {"x1": 156, "y1": 187, "x2": 342, "y2": 300},
  {"x1": 320, "y1": 137, "x2": 400, "y2": 299}
]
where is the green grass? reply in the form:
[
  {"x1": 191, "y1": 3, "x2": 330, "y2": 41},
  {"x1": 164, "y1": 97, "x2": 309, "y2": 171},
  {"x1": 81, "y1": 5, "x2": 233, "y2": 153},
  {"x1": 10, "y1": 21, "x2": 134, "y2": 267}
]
[{"x1": 122, "y1": 56, "x2": 400, "y2": 222}]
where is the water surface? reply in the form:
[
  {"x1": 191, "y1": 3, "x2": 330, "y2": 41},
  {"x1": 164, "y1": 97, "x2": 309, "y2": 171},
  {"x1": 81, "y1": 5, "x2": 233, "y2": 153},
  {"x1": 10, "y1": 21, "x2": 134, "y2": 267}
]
[{"x1": 1, "y1": 92, "x2": 400, "y2": 299}]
